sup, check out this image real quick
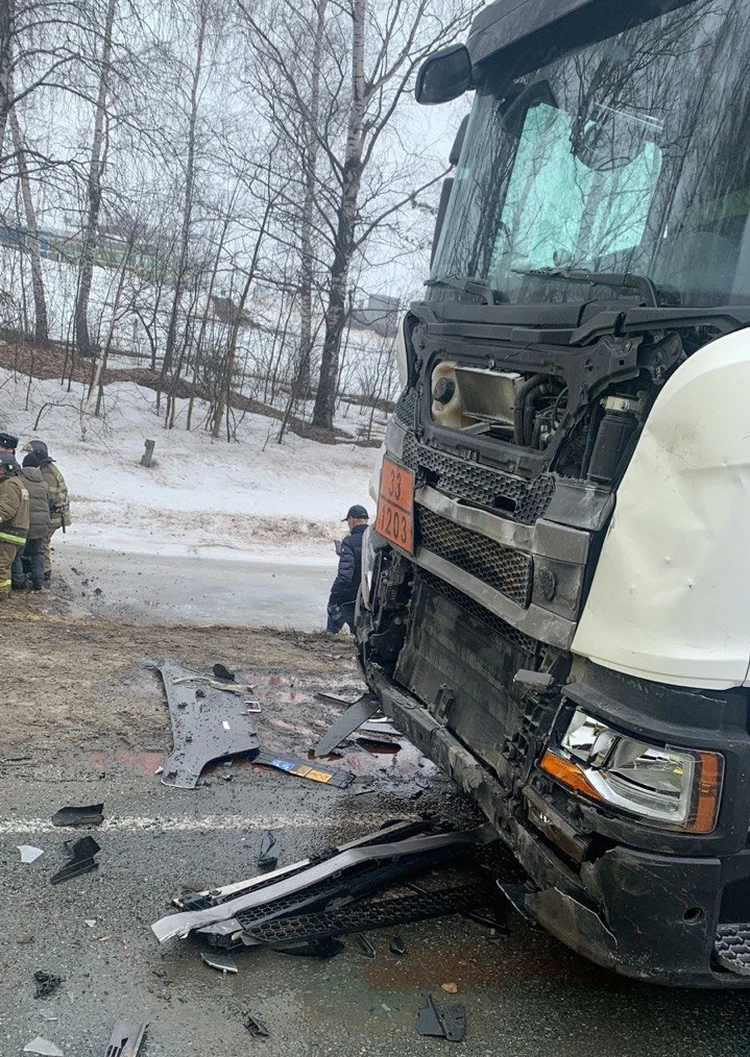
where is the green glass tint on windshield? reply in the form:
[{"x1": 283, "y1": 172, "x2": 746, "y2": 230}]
[
  {"x1": 492, "y1": 104, "x2": 661, "y2": 273},
  {"x1": 431, "y1": 0, "x2": 750, "y2": 308}
]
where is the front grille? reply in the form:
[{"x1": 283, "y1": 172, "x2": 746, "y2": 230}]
[
  {"x1": 401, "y1": 433, "x2": 554, "y2": 525},
  {"x1": 394, "y1": 388, "x2": 417, "y2": 427},
  {"x1": 418, "y1": 569, "x2": 536, "y2": 654},
  {"x1": 416, "y1": 506, "x2": 532, "y2": 608}
]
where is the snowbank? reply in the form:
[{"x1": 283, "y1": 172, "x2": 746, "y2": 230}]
[{"x1": 0, "y1": 365, "x2": 379, "y2": 563}]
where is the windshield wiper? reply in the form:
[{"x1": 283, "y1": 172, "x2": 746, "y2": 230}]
[
  {"x1": 425, "y1": 274, "x2": 499, "y2": 305},
  {"x1": 512, "y1": 267, "x2": 660, "y2": 308}
]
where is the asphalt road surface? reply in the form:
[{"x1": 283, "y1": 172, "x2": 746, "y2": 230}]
[
  {"x1": 56, "y1": 543, "x2": 335, "y2": 630},
  {"x1": 3, "y1": 581, "x2": 750, "y2": 1056}
]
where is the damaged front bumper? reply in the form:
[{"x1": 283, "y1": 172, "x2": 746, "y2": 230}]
[{"x1": 370, "y1": 670, "x2": 750, "y2": 988}]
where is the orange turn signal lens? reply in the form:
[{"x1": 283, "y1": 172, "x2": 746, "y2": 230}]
[
  {"x1": 686, "y1": 751, "x2": 724, "y2": 834},
  {"x1": 539, "y1": 750, "x2": 603, "y2": 802}
]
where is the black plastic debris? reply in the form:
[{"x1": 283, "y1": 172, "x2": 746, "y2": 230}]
[
  {"x1": 33, "y1": 971, "x2": 62, "y2": 999},
  {"x1": 312, "y1": 695, "x2": 380, "y2": 757},
  {"x1": 253, "y1": 749, "x2": 354, "y2": 789},
  {"x1": 51, "y1": 803, "x2": 104, "y2": 828},
  {"x1": 258, "y1": 830, "x2": 278, "y2": 871},
  {"x1": 416, "y1": 994, "x2": 466, "y2": 1042},
  {"x1": 356, "y1": 935, "x2": 376, "y2": 959},
  {"x1": 50, "y1": 836, "x2": 100, "y2": 885},
  {"x1": 275, "y1": 937, "x2": 344, "y2": 959},
  {"x1": 200, "y1": 950, "x2": 238, "y2": 974},
  {"x1": 212, "y1": 663, "x2": 235, "y2": 682},
  {"x1": 389, "y1": 935, "x2": 406, "y2": 955},
  {"x1": 155, "y1": 660, "x2": 260, "y2": 789},
  {"x1": 244, "y1": 1015, "x2": 269, "y2": 1039},
  {"x1": 104, "y1": 1020, "x2": 148, "y2": 1057}
]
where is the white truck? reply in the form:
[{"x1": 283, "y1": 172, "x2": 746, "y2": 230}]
[{"x1": 357, "y1": 0, "x2": 750, "y2": 986}]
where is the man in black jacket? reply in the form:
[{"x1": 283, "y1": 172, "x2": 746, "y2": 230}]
[{"x1": 327, "y1": 504, "x2": 369, "y2": 633}]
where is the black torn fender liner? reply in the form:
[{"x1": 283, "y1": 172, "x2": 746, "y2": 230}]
[
  {"x1": 416, "y1": 995, "x2": 466, "y2": 1042},
  {"x1": 51, "y1": 836, "x2": 100, "y2": 885},
  {"x1": 312, "y1": 695, "x2": 381, "y2": 757},
  {"x1": 152, "y1": 825, "x2": 496, "y2": 943},
  {"x1": 51, "y1": 803, "x2": 104, "y2": 828},
  {"x1": 155, "y1": 660, "x2": 261, "y2": 789}
]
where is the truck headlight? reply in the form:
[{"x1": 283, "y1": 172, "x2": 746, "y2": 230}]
[{"x1": 540, "y1": 709, "x2": 724, "y2": 833}]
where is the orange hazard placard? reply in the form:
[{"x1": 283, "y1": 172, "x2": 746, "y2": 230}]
[{"x1": 375, "y1": 457, "x2": 415, "y2": 554}]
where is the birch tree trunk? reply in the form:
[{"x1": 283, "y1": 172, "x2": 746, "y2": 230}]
[
  {"x1": 159, "y1": 3, "x2": 206, "y2": 417},
  {"x1": 0, "y1": 0, "x2": 13, "y2": 155},
  {"x1": 74, "y1": 0, "x2": 117, "y2": 359},
  {"x1": 297, "y1": 0, "x2": 328, "y2": 400},
  {"x1": 312, "y1": 0, "x2": 365, "y2": 430},
  {"x1": 9, "y1": 101, "x2": 48, "y2": 343}
]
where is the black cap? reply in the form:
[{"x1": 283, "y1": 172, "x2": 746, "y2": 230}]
[
  {"x1": 343, "y1": 504, "x2": 369, "y2": 521},
  {"x1": 0, "y1": 431, "x2": 18, "y2": 450}
]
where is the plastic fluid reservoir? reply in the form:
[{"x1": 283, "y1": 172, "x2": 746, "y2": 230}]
[{"x1": 431, "y1": 361, "x2": 464, "y2": 428}]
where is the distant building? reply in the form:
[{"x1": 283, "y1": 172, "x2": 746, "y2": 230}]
[{"x1": 350, "y1": 293, "x2": 399, "y2": 338}]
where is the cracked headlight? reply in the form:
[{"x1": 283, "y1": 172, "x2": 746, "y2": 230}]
[{"x1": 540, "y1": 709, "x2": 724, "y2": 833}]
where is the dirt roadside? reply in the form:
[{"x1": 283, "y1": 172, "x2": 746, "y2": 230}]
[{"x1": 0, "y1": 610, "x2": 360, "y2": 756}]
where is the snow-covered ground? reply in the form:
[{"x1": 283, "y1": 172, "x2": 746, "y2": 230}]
[{"x1": 0, "y1": 366, "x2": 380, "y2": 565}]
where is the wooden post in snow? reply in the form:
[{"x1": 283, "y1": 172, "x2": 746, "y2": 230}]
[{"x1": 140, "y1": 440, "x2": 156, "y2": 467}]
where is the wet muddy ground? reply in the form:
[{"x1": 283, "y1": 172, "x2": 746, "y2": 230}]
[{"x1": 2, "y1": 611, "x2": 750, "y2": 1055}]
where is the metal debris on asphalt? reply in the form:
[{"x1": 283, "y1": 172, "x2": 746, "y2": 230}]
[
  {"x1": 416, "y1": 994, "x2": 466, "y2": 1042},
  {"x1": 200, "y1": 950, "x2": 238, "y2": 974},
  {"x1": 34, "y1": 971, "x2": 62, "y2": 999},
  {"x1": 104, "y1": 1019, "x2": 148, "y2": 1056},
  {"x1": 389, "y1": 934, "x2": 406, "y2": 955},
  {"x1": 23, "y1": 1038, "x2": 64, "y2": 1056},
  {"x1": 252, "y1": 748, "x2": 355, "y2": 788},
  {"x1": 18, "y1": 845, "x2": 44, "y2": 863},
  {"x1": 50, "y1": 836, "x2": 101, "y2": 885},
  {"x1": 312, "y1": 694, "x2": 380, "y2": 757},
  {"x1": 154, "y1": 660, "x2": 261, "y2": 789},
  {"x1": 244, "y1": 1014, "x2": 269, "y2": 1038},
  {"x1": 51, "y1": 803, "x2": 104, "y2": 828}
]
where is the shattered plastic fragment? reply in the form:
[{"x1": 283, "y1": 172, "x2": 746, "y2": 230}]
[
  {"x1": 18, "y1": 845, "x2": 43, "y2": 863},
  {"x1": 23, "y1": 1038, "x2": 64, "y2": 1056},
  {"x1": 200, "y1": 950, "x2": 238, "y2": 974},
  {"x1": 51, "y1": 803, "x2": 104, "y2": 828},
  {"x1": 244, "y1": 1015, "x2": 269, "y2": 1038},
  {"x1": 50, "y1": 836, "x2": 100, "y2": 885},
  {"x1": 441, "y1": 983, "x2": 459, "y2": 994},
  {"x1": 253, "y1": 748, "x2": 355, "y2": 788},
  {"x1": 312, "y1": 695, "x2": 380, "y2": 757},
  {"x1": 416, "y1": 994, "x2": 466, "y2": 1042},
  {"x1": 389, "y1": 935, "x2": 406, "y2": 956},
  {"x1": 104, "y1": 1019, "x2": 148, "y2": 1056},
  {"x1": 212, "y1": 663, "x2": 235, "y2": 682},
  {"x1": 258, "y1": 830, "x2": 277, "y2": 871},
  {"x1": 356, "y1": 935, "x2": 376, "y2": 959},
  {"x1": 275, "y1": 937, "x2": 344, "y2": 959},
  {"x1": 34, "y1": 971, "x2": 62, "y2": 999},
  {"x1": 84, "y1": 920, "x2": 97, "y2": 928}
]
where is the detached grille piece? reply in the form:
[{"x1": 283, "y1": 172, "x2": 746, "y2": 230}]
[
  {"x1": 416, "y1": 506, "x2": 532, "y2": 608},
  {"x1": 418, "y1": 570, "x2": 536, "y2": 654},
  {"x1": 401, "y1": 433, "x2": 555, "y2": 524}
]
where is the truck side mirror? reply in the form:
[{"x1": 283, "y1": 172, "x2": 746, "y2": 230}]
[{"x1": 416, "y1": 44, "x2": 472, "y2": 105}]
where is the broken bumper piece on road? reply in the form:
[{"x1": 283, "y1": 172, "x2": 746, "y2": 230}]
[{"x1": 151, "y1": 822, "x2": 498, "y2": 945}]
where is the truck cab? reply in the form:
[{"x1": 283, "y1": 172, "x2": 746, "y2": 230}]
[{"x1": 357, "y1": 0, "x2": 750, "y2": 986}]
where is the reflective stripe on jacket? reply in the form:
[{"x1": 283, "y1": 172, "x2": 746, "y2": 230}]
[{"x1": 0, "y1": 475, "x2": 30, "y2": 545}]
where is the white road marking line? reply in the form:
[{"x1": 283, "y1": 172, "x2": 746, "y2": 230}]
[{"x1": 0, "y1": 811, "x2": 414, "y2": 836}]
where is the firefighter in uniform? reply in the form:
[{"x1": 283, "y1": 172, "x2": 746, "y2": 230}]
[
  {"x1": 0, "y1": 453, "x2": 30, "y2": 599},
  {"x1": 22, "y1": 439, "x2": 69, "y2": 582}
]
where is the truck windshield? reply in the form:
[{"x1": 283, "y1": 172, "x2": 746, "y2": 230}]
[{"x1": 431, "y1": 0, "x2": 750, "y2": 308}]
